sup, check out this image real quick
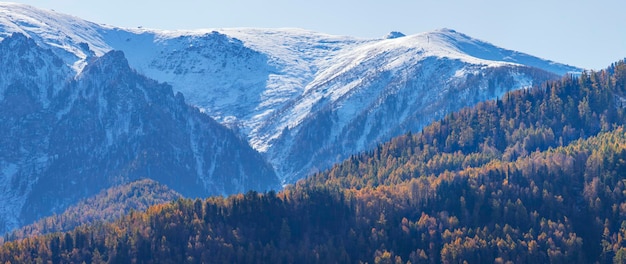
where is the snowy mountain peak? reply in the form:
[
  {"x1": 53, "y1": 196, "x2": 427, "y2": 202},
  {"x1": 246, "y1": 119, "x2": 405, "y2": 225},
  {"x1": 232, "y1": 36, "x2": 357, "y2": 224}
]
[{"x1": 418, "y1": 28, "x2": 577, "y2": 76}]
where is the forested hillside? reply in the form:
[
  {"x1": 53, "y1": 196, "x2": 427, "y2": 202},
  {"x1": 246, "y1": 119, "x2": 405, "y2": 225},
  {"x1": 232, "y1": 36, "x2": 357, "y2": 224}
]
[
  {"x1": 1, "y1": 61, "x2": 625, "y2": 263},
  {"x1": 3, "y1": 179, "x2": 181, "y2": 242}
]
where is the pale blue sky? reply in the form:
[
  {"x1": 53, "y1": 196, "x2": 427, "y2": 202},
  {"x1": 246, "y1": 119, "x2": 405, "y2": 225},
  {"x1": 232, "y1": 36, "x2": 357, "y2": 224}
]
[{"x1": 9, "y1": 0, "x2": 626, "y2": 70}]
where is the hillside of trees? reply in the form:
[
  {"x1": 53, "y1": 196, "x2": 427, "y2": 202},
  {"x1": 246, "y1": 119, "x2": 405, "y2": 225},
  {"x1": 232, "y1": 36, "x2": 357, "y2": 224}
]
[
  {"x1": 2, "y1": 179, "x2": 181, "y2": 243},
  {"x1": 1, "y1": 61, "x2": 625, "y2": 263}
]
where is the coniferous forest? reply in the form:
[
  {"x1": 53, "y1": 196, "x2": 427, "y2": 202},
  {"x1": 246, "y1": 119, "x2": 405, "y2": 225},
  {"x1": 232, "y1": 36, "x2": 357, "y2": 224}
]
[{"x1": 1, "y1": 61, "x2": 626, "y2": 263}]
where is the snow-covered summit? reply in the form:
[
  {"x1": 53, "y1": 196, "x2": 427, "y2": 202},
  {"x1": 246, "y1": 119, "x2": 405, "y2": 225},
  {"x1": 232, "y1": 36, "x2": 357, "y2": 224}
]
[
  {"x1": 0, "y1": 2, "x2": 111, "y2": 70},
  {"x1": 422, "y1": 28, "x2": 576, "y2": 75}
]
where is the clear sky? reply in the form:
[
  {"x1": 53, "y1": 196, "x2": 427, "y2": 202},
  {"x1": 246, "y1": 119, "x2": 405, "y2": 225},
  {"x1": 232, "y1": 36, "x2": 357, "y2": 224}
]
[{"x1": 8, "y1": 0, "x2": 626, "y2": 70}]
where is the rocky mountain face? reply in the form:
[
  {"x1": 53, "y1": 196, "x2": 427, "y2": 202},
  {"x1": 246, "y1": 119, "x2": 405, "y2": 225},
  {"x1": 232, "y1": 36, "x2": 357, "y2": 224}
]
[{"x1": 0, "y1": 34, "x2": 278, "y2": 233}]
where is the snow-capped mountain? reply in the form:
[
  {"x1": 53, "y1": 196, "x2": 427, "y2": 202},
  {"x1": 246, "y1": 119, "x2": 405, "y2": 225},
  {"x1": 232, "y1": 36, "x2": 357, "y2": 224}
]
[
  {"x1": 0, "y1": 33, "x2": 278, "y2": 233},
  {"x1": 0, "y1": 3, "x2": 582, "y2": 184}
]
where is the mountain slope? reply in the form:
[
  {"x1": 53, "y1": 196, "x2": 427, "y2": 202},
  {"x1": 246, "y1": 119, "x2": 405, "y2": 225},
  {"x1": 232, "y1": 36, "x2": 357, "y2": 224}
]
[
  {"x1": 0, "y1": 34, "x2": 279, "y2": 233},
  {"x1": 0, "y1": 3, "x2": 583, "y2": 182}
]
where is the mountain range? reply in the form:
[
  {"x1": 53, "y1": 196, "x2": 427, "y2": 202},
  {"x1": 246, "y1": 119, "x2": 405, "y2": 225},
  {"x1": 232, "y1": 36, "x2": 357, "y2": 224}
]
[
  {"x1": 2, "y1": 57, "x2": 624, "y2": 263},
  {"x1": 0, "y1": 2, "x2": 584, "y2": 233}
]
